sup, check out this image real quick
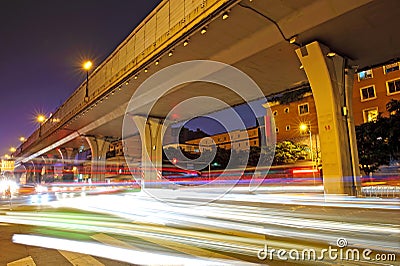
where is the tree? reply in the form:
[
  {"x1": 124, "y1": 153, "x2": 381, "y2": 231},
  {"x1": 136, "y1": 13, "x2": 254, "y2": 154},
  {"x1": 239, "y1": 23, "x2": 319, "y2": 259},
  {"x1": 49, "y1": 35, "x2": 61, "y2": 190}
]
[
  {"x1": 246, "y1": 146, "x2": 274, "y2": 167},
  {"x1": 355, "y1": 99, "x2": 400, "y2": 175},
  {"x1": 356, "y1": 116, "x2": 391, "y2": 175},
  {"x1": 386, "y1": 99, "x2": 400, "y2": 160},
  {"x1": 210, "y1": 147, "x2": 231, "y2": 169},
  {"x1": 273, "y1": 141, "x2": 306, "y2": 165},
  {"x1": 248, "y1": 146, "x2": 261, "y2": 166}
]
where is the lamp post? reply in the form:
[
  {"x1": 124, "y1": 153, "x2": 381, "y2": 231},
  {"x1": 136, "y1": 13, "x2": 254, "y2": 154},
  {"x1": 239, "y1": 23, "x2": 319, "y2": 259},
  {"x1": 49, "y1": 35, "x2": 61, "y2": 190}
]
[
  {"x1": 299, "y1": 123, "x2": 313, "y2": 162},
  {"x1": 37, "y1": 114, "x2": 46, "y2": 137},
  {"x1": 300, "y1": 122, "x2": 315, "y2": 184},
  {"x1": 83, "y1": 60, "x2": 93, "y2": 102},
  {"x1": 8, "y1": 147, "x2": 16, "y2": 159},
  {"x1": 9, "y1": 147, "x2": 16, "y2": 158}
]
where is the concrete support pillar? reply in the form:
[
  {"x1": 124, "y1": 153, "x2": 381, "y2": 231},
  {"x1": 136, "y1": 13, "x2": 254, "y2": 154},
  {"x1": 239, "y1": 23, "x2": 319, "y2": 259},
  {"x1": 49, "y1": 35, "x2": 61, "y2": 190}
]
[
  {"x1": 58, "y1": 148, "x2": 79, "y2": 182},
  {"x1": 14, "y1": 164, "x2": 26, "y2": 184},
  {"x1": 40, "y1": 156, "x2": 49, "y2": 183},
  {"x1": 59, "y1": 148, "x2": 78, "y2": 169},
  {"x1": 85, "y1": 136, "x2": 110, "y2": 182},
  {"x1": 27, "y1": 161, "x2": 38, "y2": 183},
  {"x1": 132, "y1": 116, "x2": 165, "y2": 188},
  {"x1": 296, "y1": 41, "x2": 361, "y2": 195},
  {"x1": 23, "y1": 163, "x2": 32, "y2": 183}
]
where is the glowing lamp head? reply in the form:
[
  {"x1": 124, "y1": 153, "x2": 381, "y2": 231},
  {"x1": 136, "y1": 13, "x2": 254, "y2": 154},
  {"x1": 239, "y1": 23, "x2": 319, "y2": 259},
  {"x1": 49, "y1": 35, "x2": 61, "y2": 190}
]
[
  {"x1": 9, "y1": 147, "x2": 16, "y2": 153},
  {"x1": 299, "y1": 123, "x2": 308, "y2": 132},
  {"x1": 83, "y1": 60, "x2": 93, "y2": 71},
  {"x1": 37, "y1": 114, "x2": 46, "y2": 123}
]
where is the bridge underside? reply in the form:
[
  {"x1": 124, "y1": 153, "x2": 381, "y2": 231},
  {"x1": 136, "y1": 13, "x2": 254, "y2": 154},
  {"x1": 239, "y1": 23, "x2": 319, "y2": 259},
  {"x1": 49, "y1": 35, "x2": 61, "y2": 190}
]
[
  {"x1": 76, "y1": 0, "x2": 400, "y2": 137},
  {"x1": 15, "y1": 0, "x2": 400, "y2": 194},
  {"x1": 17, "y1": 0, "x2": 398, "y2": 145}
]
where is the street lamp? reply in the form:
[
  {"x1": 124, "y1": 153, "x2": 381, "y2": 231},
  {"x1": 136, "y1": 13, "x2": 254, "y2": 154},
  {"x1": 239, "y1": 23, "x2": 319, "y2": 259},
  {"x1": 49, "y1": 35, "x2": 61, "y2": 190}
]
[
  {"x1": 37, "y1": 114, "x2": 46, "y2": 123},
  {"x1": 299, "y1": 123, "x2": 314, "y2": 163},
  {"x1": 19, "y1": 136, "x2": 26, "y2": 142},
  {"x1": 83, "y1": 60, "x2": 93, "y2": 102},
  {"x1": 9, "y1": 147, "x2": 16, "y2": 158},
  {"x1": 37, "y1": 114, "x2": 46, "y2": 137},
  {"x1": 300, "y1": 122, "x2": 315, "y2": 184}
]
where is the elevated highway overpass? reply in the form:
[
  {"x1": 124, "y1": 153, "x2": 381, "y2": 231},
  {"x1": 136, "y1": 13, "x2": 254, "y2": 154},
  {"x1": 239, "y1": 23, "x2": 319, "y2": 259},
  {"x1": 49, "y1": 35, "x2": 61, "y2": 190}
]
[{"x1": 12, "y1": 0, "x2": 400, "y2": 195}]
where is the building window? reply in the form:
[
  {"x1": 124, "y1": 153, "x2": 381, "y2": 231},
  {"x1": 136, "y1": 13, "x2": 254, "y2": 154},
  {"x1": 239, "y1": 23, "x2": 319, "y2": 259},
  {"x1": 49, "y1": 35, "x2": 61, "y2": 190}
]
[
  {"x1": 360, "y1": 86, "x2": 376, "y2": 101},
  {"x1": 387, "y1": 79, "x2": 400, "y2": 95},
  {"x1": 384, "y1": 62, "x2": 399, "y2": 74},
  {"x1": 284, "y1": 107, "x2": 289, "y2": 113},
  {"x1": 363, "y1": 107, "x2": 379, "y2": 123},
  {"x1": 298, "y1": 103, "x2": 309, "y2": 115},
  {"x1": 358, "y1": 69, "x2": 373, "y2": 81},
  {"x1": 285, "y1": 125, "x2": 291, "y2": 131},
  {"x1": 273, "y1": 110, "x2": 278, "y2": 116}
]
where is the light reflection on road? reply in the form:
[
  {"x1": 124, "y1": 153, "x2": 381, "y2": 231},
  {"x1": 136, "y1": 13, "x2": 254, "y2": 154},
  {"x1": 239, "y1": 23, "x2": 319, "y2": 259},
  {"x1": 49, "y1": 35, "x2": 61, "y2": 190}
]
[{"x1": 0, "y1": 188, "x2": 398, "y2": 265}]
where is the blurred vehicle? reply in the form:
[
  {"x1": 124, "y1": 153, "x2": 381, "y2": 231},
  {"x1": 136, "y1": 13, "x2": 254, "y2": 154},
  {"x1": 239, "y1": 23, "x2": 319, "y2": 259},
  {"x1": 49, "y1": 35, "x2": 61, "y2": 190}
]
[
  {"x1": 0, "y1": 177, "x2": 19, "y2": 198},
  {"x1": 160, "y1": 166, "x2": 202, "y2": 181}
]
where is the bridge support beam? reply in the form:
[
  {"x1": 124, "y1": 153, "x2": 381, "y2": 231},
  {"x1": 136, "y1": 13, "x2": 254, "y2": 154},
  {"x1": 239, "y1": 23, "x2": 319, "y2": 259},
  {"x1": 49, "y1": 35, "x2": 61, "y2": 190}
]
[
  {"x1": 59, "y1": 148, "x2": 78, "y2": 181},
  {"x1": 132, "y1": 116, "x2": 165, "y2": 188},
  {"x1": 24, "y1": 162, "x2": 34, "y2": 183},
  {"x1": 26, "y1": 160, "x2": 43, "y2": 184},
  {"x1": 86, "y1": 136, "x2": 110, "y2": 182},
  {"x1": 59, "y1": 148, "x2": 78, "y2": 167},
  {"x1": 296, "y1": 41, "x2": 361, "y2": 195}
]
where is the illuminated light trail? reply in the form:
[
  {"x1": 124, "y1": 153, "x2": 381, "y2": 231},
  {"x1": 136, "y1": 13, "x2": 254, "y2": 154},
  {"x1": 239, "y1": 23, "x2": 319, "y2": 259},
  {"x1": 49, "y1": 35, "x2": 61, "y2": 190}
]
[
  {"x1": 47, "y1": 193, "x2": 399, "y2": 252},
  {"x1": 3, "y1": 212, "x2": 263, "y2": 259},
  {"x1": 2, "y1": 188, "x2": 399, "y2": 263},
  {"x1": 292, "y1": 169, "x2": 320, "y2": 174},
  {"x1": 12, "y1": 234, "x2": 250, "y2": 266}
]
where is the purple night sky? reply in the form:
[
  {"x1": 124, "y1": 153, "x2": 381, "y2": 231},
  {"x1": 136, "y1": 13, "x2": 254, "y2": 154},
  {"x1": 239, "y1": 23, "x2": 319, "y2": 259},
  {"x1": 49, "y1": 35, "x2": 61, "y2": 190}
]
[{"x1": 0, "y1": 0, "x2": 161, "y2": 156}]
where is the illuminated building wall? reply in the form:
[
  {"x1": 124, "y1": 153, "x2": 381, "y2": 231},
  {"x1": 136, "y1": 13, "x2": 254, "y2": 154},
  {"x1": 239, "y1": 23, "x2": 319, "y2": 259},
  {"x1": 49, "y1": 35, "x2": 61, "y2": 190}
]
[
  {"x1": 268, "y1": 93, "x2": 319, "y2": 143},
  {"x1": 353, "y1": 62, "x2": 400, "y2": 125},
  {"x1": 185, "y1": 127, "x2": 260, "y2": 152}
]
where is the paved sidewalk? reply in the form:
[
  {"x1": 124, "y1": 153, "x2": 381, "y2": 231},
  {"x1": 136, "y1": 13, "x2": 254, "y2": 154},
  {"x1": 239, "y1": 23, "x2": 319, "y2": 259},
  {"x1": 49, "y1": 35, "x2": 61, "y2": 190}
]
[
  {"x1": 0, "y1": 222, "x2": 71, "y2": 266},
  {"x1": 0, "y1": 206, "x2": 134, "y2": 266}
]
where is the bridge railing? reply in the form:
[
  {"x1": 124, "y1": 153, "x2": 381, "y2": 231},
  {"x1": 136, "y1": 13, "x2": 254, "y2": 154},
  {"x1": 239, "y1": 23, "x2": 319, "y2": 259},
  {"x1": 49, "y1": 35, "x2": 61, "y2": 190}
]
[{"x1": 19, "y1": 0, "x2": 232, "y2": 157}]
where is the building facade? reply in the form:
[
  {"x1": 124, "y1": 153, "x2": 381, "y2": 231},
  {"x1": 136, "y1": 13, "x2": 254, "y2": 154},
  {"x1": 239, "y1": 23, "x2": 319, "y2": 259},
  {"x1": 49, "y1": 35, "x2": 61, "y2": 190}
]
[
  {"x1": 353, "y1": 61, "x2": 400, "y2": 125},
  {"x1": 268, "y1": 92, "x2": 319, "y2": 143},
  {"x1": 185, "y1": 127, "x2": 260, "y2": 152}
]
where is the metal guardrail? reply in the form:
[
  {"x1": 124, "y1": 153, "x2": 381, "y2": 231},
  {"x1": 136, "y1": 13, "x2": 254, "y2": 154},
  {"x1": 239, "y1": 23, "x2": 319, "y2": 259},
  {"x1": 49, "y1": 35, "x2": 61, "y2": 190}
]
[
  {"x1": 360, "y1": 186, "x2": 400, "y2": 198},
  {"x1": 18, "y1": 0, "x2": 231, "y2": 156}
]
